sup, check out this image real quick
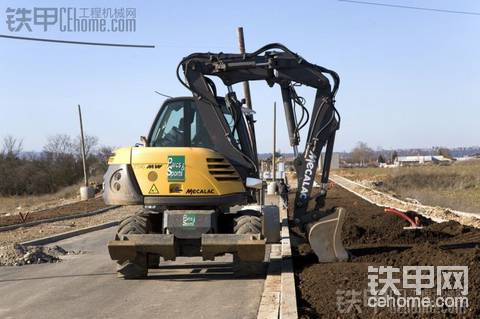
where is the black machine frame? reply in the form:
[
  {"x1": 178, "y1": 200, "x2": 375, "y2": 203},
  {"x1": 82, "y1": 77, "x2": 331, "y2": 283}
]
[{"x1": 177, "y1": 43, "x2": 341, "y2": 232}]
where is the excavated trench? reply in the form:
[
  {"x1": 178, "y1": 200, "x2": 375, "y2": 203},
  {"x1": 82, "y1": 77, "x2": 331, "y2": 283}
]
[{"x1": 290, "y1": 185, "x2": 480, "y2": 318}]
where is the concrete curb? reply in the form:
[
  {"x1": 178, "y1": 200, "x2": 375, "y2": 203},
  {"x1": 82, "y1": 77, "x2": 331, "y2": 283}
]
[
  {"x1": 257, "y1": 196, "x2": 298, "y2": 319},
  {"x1": 0, "y1": 206, "x2": 120, "y2": 233},
  {"x1": 257, "y1": 244, "x2": 281, "y2": 319},
  {"x1": 20, "y1": 220, "x2": 120, "y2": 246},
  {"x1": 278, "y1": 197, "x2": 298, "y2": 319}
]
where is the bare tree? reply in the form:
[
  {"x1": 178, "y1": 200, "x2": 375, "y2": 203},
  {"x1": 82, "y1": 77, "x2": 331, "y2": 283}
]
[
  {"x1": 391, "y1": 150, "x2": 398, "y2": 163},
  {"x1": 97, "y1": 145, "x2": 113, "y2": 162},
  {"x1": 437, "y1": 148, "x2": 453, "y2": 159},
  {"x1": 95, "y1": 145, "x2": 114, "y2": 171},
  {"x1": 43, "y1": 134, "x2": 75, "y2": 155},
  {"x1": 43, "y1": 134, "x2": 99, "y2": 159},
  {"x1": 377, "y1": 154, "x2": 386, "y2": 164},
  {"x1": 2, "y1": 135, "x2": 23, "y2": 158},
  {"x1": 351, "y1": 141, "x2": 375, "y2": 165},
  {"x1": 0, "y1": 133, "x2": 111, "y2": 196},
  {"x1": 74, "y1": 135, "x2": 99, "y2": 159}
]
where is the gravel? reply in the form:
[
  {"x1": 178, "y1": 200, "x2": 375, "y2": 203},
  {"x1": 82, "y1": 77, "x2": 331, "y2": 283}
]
[
  {"x1": 0, "y1": 244, "x2": 80, "y2": 266},
  {"x1": 0, "y1": 205, "x2": 140, "y2": 266}
]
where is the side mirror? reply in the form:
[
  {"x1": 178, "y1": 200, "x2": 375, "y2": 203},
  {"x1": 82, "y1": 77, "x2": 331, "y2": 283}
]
[
  {"x1": 135, "y1": 136, "x2": 148, "y2": 147},
  {"x1": 246, "y1": 177, "x2": 263, "y2": 190}
]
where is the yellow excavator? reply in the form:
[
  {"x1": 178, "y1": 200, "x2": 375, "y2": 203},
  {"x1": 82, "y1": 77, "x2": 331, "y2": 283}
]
[{"x1": 104, "y1": 43, "x2": 348, "y2": 278}]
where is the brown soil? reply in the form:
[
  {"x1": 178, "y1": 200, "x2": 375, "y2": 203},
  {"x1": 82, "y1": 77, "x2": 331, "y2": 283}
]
[
  {"x1": 0, "y1": 197, "x2": 107, "y2": 227},
  {"x1": 292, "y1": 185, "x2": 480, "y2": 318}
]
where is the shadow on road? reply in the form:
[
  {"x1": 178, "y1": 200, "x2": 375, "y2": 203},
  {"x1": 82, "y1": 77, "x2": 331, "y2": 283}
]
[
  {"x1": 156, "y1": 262, "x2": 232, "y2": 270},
  {"x1": 146, "y1": 271, "x2": 264, "y2": 281},
  {"x1": 0, "y1": 263, "x2": 266, "y2": 282},
  {"x1": 0, "y1": 272, "x2": 115, "y2": 282},
  {"x1": 146, "y1": 262, "x2": 265, "y2": 281}
]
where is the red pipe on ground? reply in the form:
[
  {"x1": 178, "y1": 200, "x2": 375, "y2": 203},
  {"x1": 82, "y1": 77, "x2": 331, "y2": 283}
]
[{"x1": 384, "y1": 207, "x2": 419, "y2": 227}]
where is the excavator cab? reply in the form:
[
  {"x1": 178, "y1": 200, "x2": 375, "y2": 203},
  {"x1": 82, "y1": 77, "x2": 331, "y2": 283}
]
[{"x1": 104, "y1": 96, "x2": 259, "y2": 209}]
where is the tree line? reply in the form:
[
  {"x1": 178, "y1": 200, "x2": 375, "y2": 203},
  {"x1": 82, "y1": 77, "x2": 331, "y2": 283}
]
[
  {"x1": 0, "y1": 134, "x2": 112, "y2": 196},
  {"x1": 346, "y1": 141, "x2": 454, "y2": 166}
]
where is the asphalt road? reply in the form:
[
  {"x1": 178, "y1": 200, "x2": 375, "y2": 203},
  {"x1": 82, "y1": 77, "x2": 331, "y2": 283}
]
[{"x1": 0, "y1": 227, "x2": 265, "y2": 319}]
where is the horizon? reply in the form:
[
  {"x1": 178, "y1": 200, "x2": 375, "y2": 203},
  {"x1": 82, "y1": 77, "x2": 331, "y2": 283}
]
[{"x1": 11, "y1": 142, "x2": 480, "y2": 155}]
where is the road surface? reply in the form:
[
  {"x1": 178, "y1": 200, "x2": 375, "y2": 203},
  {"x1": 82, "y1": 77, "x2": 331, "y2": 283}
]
[{"x1": 0, "y1": 227, "x2": 265, "y2": 319}]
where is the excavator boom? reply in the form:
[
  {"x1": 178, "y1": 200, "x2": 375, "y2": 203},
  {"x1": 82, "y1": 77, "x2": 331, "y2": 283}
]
[{"x1": 178, "y1": 43, "x2": 348, "y2": 261}]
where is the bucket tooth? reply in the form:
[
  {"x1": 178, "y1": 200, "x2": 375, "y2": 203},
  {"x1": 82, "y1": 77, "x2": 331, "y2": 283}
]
[{"x1": 307, "y1": 207, "x2": 349, "y2": 262}]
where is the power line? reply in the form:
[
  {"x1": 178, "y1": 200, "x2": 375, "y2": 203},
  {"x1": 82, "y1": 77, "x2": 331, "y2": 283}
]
[
  {"x1": 0, "y1": 34, "x2": 155, "y2": 48},
  {"x1": 338, "y1": 0, "x2": 480, "y2": 16}
]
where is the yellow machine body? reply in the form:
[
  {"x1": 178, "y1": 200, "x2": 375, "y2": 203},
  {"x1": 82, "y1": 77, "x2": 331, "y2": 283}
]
[{"x1": 104, "y1": 146, "x2": 247, "y2": 207}]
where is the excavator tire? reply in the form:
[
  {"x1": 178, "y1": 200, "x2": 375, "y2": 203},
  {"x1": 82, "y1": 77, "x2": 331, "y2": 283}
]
[
  {"x1": 233, "y1": 211, "x2": 265, "y2": 276},
  {"x1": 115, "y1": 210, "x2": 152, "y2": 279},
  {"x1": 234, "y1": 211, "x2": 262, "y2": 234}
]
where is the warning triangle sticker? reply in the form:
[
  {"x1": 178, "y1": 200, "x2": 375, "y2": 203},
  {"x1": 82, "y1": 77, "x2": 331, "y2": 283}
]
[{"x1": 149, "y1": 184, "x2": 159, "y2": 194}]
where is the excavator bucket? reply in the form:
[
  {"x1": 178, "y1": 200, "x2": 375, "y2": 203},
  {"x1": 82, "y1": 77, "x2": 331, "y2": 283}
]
[{"x1": 307, "y1": 207, "x2": 349, "y2": 262}]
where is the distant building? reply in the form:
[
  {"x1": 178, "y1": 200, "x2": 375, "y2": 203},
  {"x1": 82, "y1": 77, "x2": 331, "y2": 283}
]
[
  {"x1": 456, "y1": 156, "x2": 476, "y2": 161},
  {"x1": 394, "y1": 155, "x2": 453, "y2": 166}
]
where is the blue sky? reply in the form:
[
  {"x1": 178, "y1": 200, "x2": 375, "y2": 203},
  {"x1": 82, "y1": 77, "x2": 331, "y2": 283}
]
[{"x1": 0, "y1": 0, "x2": 479, "y2": 153}]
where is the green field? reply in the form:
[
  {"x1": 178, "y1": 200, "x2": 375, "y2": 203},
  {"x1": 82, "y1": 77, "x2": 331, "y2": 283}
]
[{"x1": 336, "y1": 159, "x2": 480, "y2": 213}]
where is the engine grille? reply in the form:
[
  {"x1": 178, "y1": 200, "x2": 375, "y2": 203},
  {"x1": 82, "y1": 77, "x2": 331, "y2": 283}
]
[{"x1": 207, "y1": 158, "x2": 240, "y2": 181}]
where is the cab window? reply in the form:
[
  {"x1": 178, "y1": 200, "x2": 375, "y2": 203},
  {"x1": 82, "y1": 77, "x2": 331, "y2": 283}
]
[{"x1": 149, "y1": 100, "x2": 213, "y2": 148}]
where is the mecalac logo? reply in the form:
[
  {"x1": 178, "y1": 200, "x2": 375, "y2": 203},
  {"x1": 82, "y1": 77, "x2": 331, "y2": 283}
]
[
  {"x1": 299, "y1": 150, "x2": 317, "y2": 200},
  {"x1": 185, "y1": 188, "x2": 214, "y2": 195}
]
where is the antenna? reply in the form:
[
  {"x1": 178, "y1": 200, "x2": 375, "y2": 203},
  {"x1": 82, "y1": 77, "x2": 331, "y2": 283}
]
[{"x1": 154, "y1": 91, "x2": 173, "y2": 98}]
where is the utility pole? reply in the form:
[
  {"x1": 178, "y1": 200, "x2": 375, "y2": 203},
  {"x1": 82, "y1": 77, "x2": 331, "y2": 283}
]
[
  {"x1": 236, "y1": 26, "x2": 259, "y2": 164},
  {"x1": 237, "y1": 27, "x2": 252, "y2": 109},
  {"x1": 272, "y1": 102, "x2": 276, "y2": 182},
  {"x1": 78, "y1": 104, "x2": 88, "y2": 187}
]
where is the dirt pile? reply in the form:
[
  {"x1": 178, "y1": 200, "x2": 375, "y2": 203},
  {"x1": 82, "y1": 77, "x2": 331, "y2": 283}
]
[
  {"x1": 292, "y1": 185, "x2": 480, "y2": 318},
  {"x1": 0, "y1": 205, "x2": 138, "y2": 267},
  {"x1": 0, "y1": 244, "x2": 81, "y2": 266}
]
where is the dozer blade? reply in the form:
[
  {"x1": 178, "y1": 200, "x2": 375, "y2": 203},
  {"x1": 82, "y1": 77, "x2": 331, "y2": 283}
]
[
  {"x1": 201, "y1": 234, "x2": 266, "y2": 262},
  {"x1": 307, "y1": 207, "x2": 349, "y2": 262}
]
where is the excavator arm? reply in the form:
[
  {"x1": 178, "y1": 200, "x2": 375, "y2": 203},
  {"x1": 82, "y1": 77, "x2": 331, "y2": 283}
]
[{"x1": 178, "y1": 44, "x2": 347, "y2": 261}]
